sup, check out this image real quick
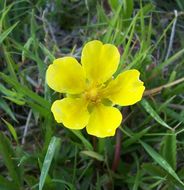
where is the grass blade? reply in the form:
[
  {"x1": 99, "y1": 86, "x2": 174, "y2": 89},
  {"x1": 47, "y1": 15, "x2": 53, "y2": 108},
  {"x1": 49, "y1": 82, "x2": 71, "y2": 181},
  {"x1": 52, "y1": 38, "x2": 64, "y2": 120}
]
[
  {"x1": 1, "y1": 118, "x2": 18, "y2": 144},
  {"x1": 0, "y1": 97, "x2": 17, "y2": 121},
  {"x1": 39, "y1": 136, "x2": 60, "y2": 190},
  {"x1": 0, "y1": 72, "x2": 50, "y2": 109},
  {"x1": 0, "y1": 133, "x2": 21, "y2": 189},
  {"x1": 0, "y1": 175, "x2": 17, "y2": 190},
  {"x1": 161, "y1": 131, "x2": 177, "y2": 170},
  {"x1": 103, "y1": 0, "x2": 124, "y2": 43},
  {"x1": 0, "y1": 22, "x2": 19, "y2": 44},
  {"x1": 152, "y1": 48, "x2": 184, "y2": 76},
  {"x1": 81, "y1": 150, "x2": 104, "y2": 161},
  {"x1": 140, "y1": 140, "x2": 184, "y2": 186},
  {"x1": 71, "y1": 130, "x2": 93, "y2": 151},
  {"x1": 141, "y1": 99, "x2": 172, "y2": 130},
  {"x1": 123, "y1": 127, "x2": 150, "y2": 148}
]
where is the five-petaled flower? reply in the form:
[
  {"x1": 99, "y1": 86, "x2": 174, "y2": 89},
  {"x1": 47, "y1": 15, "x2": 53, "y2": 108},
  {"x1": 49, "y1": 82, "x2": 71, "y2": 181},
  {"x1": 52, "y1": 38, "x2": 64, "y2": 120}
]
[{"x1": 46, "y1": 40, "x2": 145, "y2": 138}]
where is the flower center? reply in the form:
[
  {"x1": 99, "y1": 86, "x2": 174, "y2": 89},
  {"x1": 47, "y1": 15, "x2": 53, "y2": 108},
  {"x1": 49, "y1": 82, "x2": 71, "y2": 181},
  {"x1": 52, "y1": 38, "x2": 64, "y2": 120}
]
[{"x1": 84, "y1": 87, "x2": 101, "y2": 104}]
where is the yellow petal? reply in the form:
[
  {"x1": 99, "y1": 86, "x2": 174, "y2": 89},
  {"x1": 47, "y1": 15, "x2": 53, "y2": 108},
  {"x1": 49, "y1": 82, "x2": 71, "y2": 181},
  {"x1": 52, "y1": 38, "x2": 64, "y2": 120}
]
[
  {"x1": 86, "y1": 104, "x2": 122, "y2": 138},
  {"x1": 51, "y1": 98, "x2": 90, "y2": 129},
  {"x1": 46, "y1": 57, "x2": 86, "y2": 94},
  {"x1": 105, "y1": 69, "x2": 145, "y2": 106},
  {"x1": 81, "y1": 40, "x2": 120, "y2": 84}
]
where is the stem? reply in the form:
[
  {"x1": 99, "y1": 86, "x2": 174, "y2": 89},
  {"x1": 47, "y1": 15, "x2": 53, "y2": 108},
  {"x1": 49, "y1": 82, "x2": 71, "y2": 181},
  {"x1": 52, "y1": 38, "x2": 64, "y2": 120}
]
[
  {"x1": 111, "y1": 107, "x2": 129, "y2": 172},
  {"x1": 144, "y1": 77, "x2": 184, "y2": 96},
  {"x1": 92, "y1": 136, "x2": 97, "y2": 151},
  {"x1": 111, "y1": 128, "x2": 122, "y2": 171}
]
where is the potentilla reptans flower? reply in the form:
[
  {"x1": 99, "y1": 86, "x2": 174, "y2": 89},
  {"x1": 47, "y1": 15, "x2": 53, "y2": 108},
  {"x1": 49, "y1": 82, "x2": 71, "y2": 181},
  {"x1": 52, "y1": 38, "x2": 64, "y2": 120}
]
[{"x1": 46, "y1": 40, "x2": 145, "y2": 138}]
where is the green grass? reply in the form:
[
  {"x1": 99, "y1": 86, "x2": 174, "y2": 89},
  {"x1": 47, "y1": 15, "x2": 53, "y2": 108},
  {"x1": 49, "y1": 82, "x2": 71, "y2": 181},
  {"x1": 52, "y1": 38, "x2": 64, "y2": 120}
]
[{"x1": 0, "y1": 0, "x2": 184, "y2": 189}]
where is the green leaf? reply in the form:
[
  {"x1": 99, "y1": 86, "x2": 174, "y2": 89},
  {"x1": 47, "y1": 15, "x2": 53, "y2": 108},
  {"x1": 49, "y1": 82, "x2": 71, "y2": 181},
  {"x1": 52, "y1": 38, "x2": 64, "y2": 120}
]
[
  {"x1": 141, "y1": 99, "x2": 172, "y2": 130},
  {"x1": 161, "y1": 131, "x2": 177, "y2": 170},
  {"x1": 0, "y1": 84, "x2": 25, "y2": 105},
  {"x1": 0, "y1": 97, "x2": 17, "y2": 122},
  {"x1": 122, "y1": 0, "x2": 133, "y2": 20},
  {"x1": 80, "y1": 151, "x2": 104, "y2": 161},
  {"x1": 0, "y1": 4, "x2": 13, "y2": 29},
  {"x1": 1, "y1": 118, "x2": 18, "y2": 144},
  {"x1": 108, "y1": 0, "x2": 133, "y2": 19},
  {"x1": 123, "y1": 127, "x2": 150, "y2": 148},
  {"x1": 39, "y1": 136, "x2": 60, "y2": 190},
  {"x1": 0, "y1": 72, "x2": 50, "y2": 110},
  {"x1": 71, "y1": 130, "x2": 93, "y2": 151},
  {"x1": 3, "y1": 96, "x2": 25, "y2": 105},
  {"x1": 142, "y1": 163, "x2": 167, "y2": 178},
  {"x1": 21, "y1": 37, "x2": 33, "y2": 62},
  {"x1": 39, "y1": 42, "x2": 55, "y2": 62},
  {"x1": 140, "y1": 140, "x2": 184, "y2": 186},
  {"x1": 152, "y1": 48, "x2": 184, "y2": 76},
  {"x1": 132, "y1": 154, "x2": 141, "y2": 190},
  {"x1": 108, "y1": 0, "x2": 119, "y2": 11},
  {"x1": 0, "y1": 133, "x2": 21, "y2": 189},
  {"x1": 165, "y1": 107, "x2": 184, "y2": 123},
  {"x1": 103, "y1": 0, "x2": 124, "y2": 43},
  {"x1": 3, "y1": 45, "x2": 18, "y2": 80},
  {"x1": 115, "y1": 12, "x2": 139, "y2": 74},
  {"x1": 0, "y1": 22, "x2": 18, "y2": 44},
  {"x1": 0, "y1": 175, "x2": 16, "y2": 190},
  {"x1": 52, "y1": 179, "x2": 75, "y2": 190}
]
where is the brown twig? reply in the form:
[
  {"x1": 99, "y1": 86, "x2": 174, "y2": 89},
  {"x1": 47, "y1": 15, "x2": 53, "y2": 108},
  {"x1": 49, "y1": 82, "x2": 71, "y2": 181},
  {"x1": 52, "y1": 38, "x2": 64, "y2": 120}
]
[{"x1": 144, "y1": 77, "x2": 184, "y2": 96}]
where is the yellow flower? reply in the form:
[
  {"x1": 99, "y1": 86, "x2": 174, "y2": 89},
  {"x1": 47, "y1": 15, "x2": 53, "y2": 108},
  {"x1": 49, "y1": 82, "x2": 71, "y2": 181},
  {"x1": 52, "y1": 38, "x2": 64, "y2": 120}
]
[{"x1": 46, "y1": 40, "x2": 145, "y2": 138}]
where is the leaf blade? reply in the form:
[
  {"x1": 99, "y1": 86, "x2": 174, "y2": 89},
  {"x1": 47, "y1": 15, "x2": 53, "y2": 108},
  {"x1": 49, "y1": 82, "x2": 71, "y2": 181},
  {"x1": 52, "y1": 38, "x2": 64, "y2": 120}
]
[
  {"x1": 39, "y1": 136, "x2": 60, "y2": 190},
  {"x1": 141, "y1": 99, "x2": 172, "y2": 130},
  {"x1": 0, "y1": 133, "x2": 21, "y2": 189},
  {"x1": 140, "y1": 140, "x2": 184, "y2": 186}
]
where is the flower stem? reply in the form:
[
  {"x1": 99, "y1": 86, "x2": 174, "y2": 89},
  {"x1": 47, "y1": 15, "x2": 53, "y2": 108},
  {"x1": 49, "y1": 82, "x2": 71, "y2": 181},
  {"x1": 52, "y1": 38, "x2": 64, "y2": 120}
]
[
  {"x1": 92, "y1": 136, "x2": 97, "y2": 151},
  {"x1": 111, "y1": 107, "x2": 129, "y2": 172},
  {"x1": 111, "y1": 128, "x2": 122, "y2": 171}
]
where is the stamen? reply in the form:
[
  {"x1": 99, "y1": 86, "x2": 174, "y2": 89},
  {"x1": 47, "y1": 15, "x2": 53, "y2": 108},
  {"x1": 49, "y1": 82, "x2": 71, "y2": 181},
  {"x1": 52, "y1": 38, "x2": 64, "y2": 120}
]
[{"x1": 84, "y1": 87, "x2": 101, "y2": 104}]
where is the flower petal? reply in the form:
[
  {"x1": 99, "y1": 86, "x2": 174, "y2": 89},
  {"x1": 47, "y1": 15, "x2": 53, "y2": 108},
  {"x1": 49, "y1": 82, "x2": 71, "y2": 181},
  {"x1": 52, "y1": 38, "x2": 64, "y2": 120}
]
[
  {"x1": 86, "y1": 104, "x2": 122, "y2": 138},
  {"x1": 46, "y1": 57, "x2": 86, "y2": 94},
  {"x1": 105, "y1": 69, "x2": 145, "y2": 106},
  {"x1": 51, "y1": 98, "x2": 90, "y2": 129},
  {"x1": 81, "y1": 40, "x2": 120, "y2": 84}
]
